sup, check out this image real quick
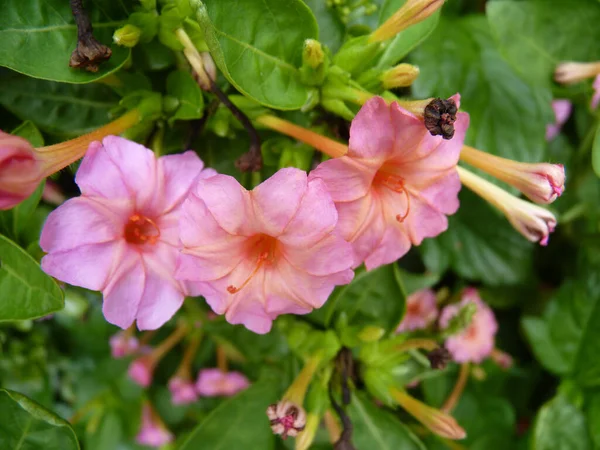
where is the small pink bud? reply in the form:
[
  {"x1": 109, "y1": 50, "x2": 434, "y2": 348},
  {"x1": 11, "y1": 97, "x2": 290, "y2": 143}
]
[
  {"x1": 136, "y1": 402, "x2": 173, "y2": 447},
  {"x1": 461, "y1": 146, "x2": 565, "y2": 205},
  {"x1": 554, "y1": 61, "x2": 600, "y2": 84},
  {"x1": 109, "y1": 331, "x2": 139, "y2": 358},
  {"x1": 546, "y1": 100, "x2": 572, "y2": 141},
  {"x1": 457, "y1": 166, "x2": 558, "y2": 246},
  {"x1": 592, "y1": 75, "x2": 600, "y2": 110},
  {"x1": 196, "y1": 368, "x2": 250, "y2": 397},
  {"x1": 168, "y1": 376, "x2": 198, "y2": 405},
  {"x1": 128, "y1": 356, "x2": 154, "y2": 388},
  {"x1": 0, "y1": 131, "x2": 43, "y2": 210},
  {"x1": 41, "y1": 180, "x2": 66, "y2": 206},
  {"x1": 266, "y1": 400, "x2": 307, "y2": 439}
]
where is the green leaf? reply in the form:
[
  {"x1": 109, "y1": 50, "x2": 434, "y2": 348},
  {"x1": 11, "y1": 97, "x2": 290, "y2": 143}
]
[
  {"x1": 349, "y1": 392, "x2": 426, "y2": 450},
  {"x1": 522, "y1": 271, "x2": 600, "y2": 386},
  {"x1": 592, "y1": 124, "x2": 600, "y2": 178},
  {"x1": 0, "y1": 0, "x2": 131, "y2": 83},
  {"x1": 0, "y1": 234, "x2": 64, "y2": 321},
  {"x1": 421, "y1": 190, "x2": 534, "y2": 285},
  {"x1": 0, "y1": 73, "x2": 119, "y2": 135},
  {"x1": 0, "y1": 389, "x2": 79, "y2": 450},
  {"x1": 532, "y1": 394, "x2": 592, "y2": 450},
  {"x1": 412, "y1": 16, "x2": 552, "y2": 164},
  {"x1": 179, "y1": 381, "x2": 278, "y2": 450},
  {"x1": 324, "y1": 264, "x2": 406, "y2": 333},
  {"x1": 12, "y1": 120, "x2": 45, "y2": 147},
  {"x1": 376, "y1": 0, "x2": 440, "y2": 68},
  {"x1": 165, "y1": 70, "x2": 204, "y2": 124},
  {"x1": 487, "y1": 0, "x2": 600, "y2": 86},
  {"x1": 195, "y1": 0, "x2": 319, "y2": 110}
]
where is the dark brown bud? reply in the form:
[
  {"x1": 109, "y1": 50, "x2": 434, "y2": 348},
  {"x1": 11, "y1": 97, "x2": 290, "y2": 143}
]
[
  {"x1": 424, "y1": 98, "x2": 458, "y2": 140},
  {"x1": 69, "y1": 0, "x2": 112, "y2": 72},
  {"x1": 427, "y1": 347, "x2": 452, "y2": 370}
]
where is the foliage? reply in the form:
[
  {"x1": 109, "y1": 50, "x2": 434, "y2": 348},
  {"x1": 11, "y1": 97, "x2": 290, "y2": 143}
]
[{"x1": 0, "y1": 0, "x2": 599, "y2": 449}]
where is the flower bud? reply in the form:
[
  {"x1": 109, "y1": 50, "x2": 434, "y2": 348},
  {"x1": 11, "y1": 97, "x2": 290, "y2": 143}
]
[
  {"x1": 0, "y1": 131, "x2": 43, "y2": 210},
  {"x1": 136, "y1": 402, "x2": 173, "y2": 447},
  {"x1": 168, "y1": 376, "x2": 198, "y2": 405},
  {"x1": 546, "y1": 100, "x2": 572, "y2": 141},
  {"x1": 42, "y1": 180, "x2": 66, "y2": 206},
  {"x1": 554, "y1": 61, "x2": 600, "y2": 84},
  {"x1": 391, "y1": 388, "x2": 466, "y2": 440},
  {"x1": 381, "y1": 63, "x2": 420, "y2": 89},
  {"x1": 109, "y1": 331, "x2": 139, "y2": 358},
  {"x1": 196, "y1": 368, "x2": 250, "y2": 397},
  {"x1": 267, "y1": 401, "x2": 307, "y2": 439},
  {"x1": 460, "y1": 146, "x2": 565, "y2": 204},
  {"x1": 201, "y1": 52, "x2": 217, "y2": 82},
  {"x1": 303, "y1": 39, "x2": 325, "y2": 69},
  {"x1": 113, "y1": 24, "x2": 142, "y2": 47},
  {"x1": 457, "y1": 166, "x2": 558, "y2": 246},
  {"x1": 128, "y1": 356, "x2": 155, "y2": 387},
  {"x1": 370, "y1": 0, "x2": 445, "y2": 43},
  {"x1": 592, "y1": 75, "x2": 600, "y2": 110}
]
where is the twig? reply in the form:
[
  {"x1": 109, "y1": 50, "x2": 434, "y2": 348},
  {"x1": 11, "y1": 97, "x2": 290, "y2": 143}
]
[{"x1": 208, "y1": 80, "x2": 262, "y2": 172}]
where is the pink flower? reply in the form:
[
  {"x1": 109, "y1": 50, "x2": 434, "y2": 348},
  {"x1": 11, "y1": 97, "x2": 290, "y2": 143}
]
[
  {"x1": 128, "y1": 357, "x2": 154, "y2": 387},
  {"x1": 176, "y1": 168, "x2": 355, "y2": 334},
  {"x1": 109, "y1": 331, "x2": 139, "y2": 358},
  {"x1": 439, "y1": 289, "x2": 498, "y2": 363},
  {"x1": 0, "y1": 131, "x2": 42, "y2": 210},
  {"x1": 396, "y1": 288, "x2": 438, "y2": 332},
  {"x1": 592, "y1": 75, "x2": 600, "y2": 110},
  {"x1": 136, "y1": 403, "x2": 173, "y2": 447},
  {"x1": 310, "y1": 96, "x2": 469, "y2": 270},
  {"x1": 40, "y1": 136, "x2": 216, "y2": 330},
  {"x1": 196, "y1": 368, "x2": 250, "y2": 397},
  {"x1": 546, "y1": 100, "x2": 572, "y2": 141},
  {"x1": 168, "y1": 376, "x2": 198, "y2": 404}
]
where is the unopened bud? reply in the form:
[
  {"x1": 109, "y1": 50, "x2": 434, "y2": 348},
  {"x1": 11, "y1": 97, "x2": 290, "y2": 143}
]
[
  {"x1": 460, "y1": 146, "x2": 565, "y2": 205},
  {"x1": 303, "y1": 39, "x2": 325, "y2": 69},
  {"x1": 381, "y1": 63, "x2": 420, "y2": 89},
  {"x1": 201, "y1": 52, "x2": 217, "y2": 82},
  {"x1": 391, "y1": 388, "x2": 466, "y2": 440},
  {"x1": 554, "y1": 61, "x2": 600, "y2": 85},
  {"x1": 424, "y1": 97, "x2": 457, "y2": 140},
  {"x1": 113, "y1": 24, "x2": 142, "y2": 48},
  {"x1": 267, "y1": 401, "x2": 307, "y2": 439},
  {"x1": 370, "y1": 0, "x2": 445, "y2": 43},
  {"x1": 458, "y1": 166, "x2": 558, "y2": 246}
]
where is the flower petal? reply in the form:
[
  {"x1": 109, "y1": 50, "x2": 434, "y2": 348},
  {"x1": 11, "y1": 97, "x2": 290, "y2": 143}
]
[
  {"x1": 102, "y1": 250, "x2": 146, "y2": 329},
  {"x1": 40, "y1": 197, "x2": 126, "y2": 253},
  {"x1": 76, "y1": 136, "x2": 158, "y2": 210},
  {"x1": 279, "y1": 177, "x2": 338, "y2": 247},
  {"x1": 309, "y1": 156, "x2": 375, "y2": 202},
  {"x1": 41, "y1": 241, "x2": 122, "y2": 291},
  {"x1": 364, "y1": 223, "x2": 411, "y2": 270},
  {"x1": 282, "y1": 235, "x2": 355, "y2": 276},
  {"x1": 193, "y1": 174, "x2": 254, "y2": 235},
  {"x1": 176, "y1": 193, "x2": 247, "y2": 281},
  {"x1": 251, "y1": 168, "x2": 307, "y2": 236},
  {"x1": 157, "y1": 151, "x2": 206, "y2": 214},
  {"x1": 348, "y1": 97, "x2": 395, "y2": 161},
  {"x1": 135, "y1": 268, "x2": 185, "y2": 330}
]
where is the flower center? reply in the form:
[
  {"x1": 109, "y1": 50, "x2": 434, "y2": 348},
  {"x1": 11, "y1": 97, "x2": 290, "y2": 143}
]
[
  {"x1": 124, "y1": 213, "x2": 161, "y2": 245},
  {"x1": 373, "y1": 169, "x2": 411, "y2": 223},
  {"x1": 227, "y1": 235, "x2": 277, "y2": 294}
]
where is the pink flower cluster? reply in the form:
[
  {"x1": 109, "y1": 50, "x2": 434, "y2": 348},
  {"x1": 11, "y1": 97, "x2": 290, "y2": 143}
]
[
  {"x1": 397, "y1": 287, "x2": 499, "y2": 364},
  {"x1": 38, "y1": 97, "x2": 469, "y2": 334}
]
